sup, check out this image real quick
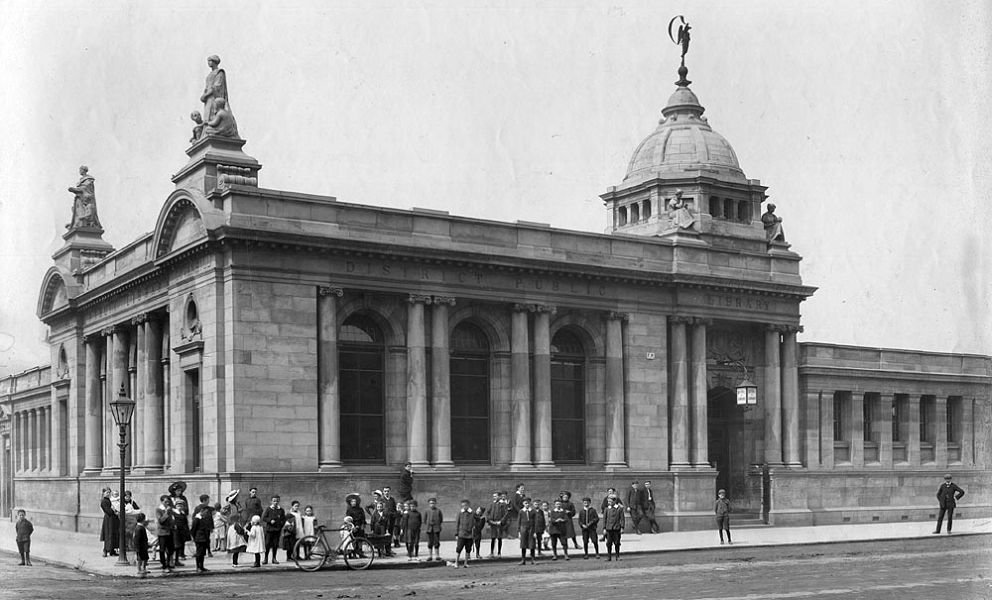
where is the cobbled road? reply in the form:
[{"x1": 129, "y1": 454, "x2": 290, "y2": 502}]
[{"x1": 3, "y1": 535, "x2": 990, "y2": 600}]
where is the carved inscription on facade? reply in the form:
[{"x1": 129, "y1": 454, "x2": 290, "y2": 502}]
[
  {"x1": 343, "y1": 259, "x2": 609, "y2": 297},
  {"x1": 704, "y1": 293, "x2": 772, "y2": 312}
]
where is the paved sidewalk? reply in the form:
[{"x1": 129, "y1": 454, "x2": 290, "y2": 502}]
[{"x1": 1, "y1": 517, "x2": 989, "y2": 578}]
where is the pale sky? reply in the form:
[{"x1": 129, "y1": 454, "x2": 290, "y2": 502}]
[{"x1": 0, "y1": 0, "x2": 989, "y2": 376}]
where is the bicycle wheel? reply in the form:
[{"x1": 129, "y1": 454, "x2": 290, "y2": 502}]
[
  {"x1": 343, "y1": 537, "x2": 375, "y2": 570},
  {"x1": 294, "y1": 536, "x2": 329, "y2": 572}
]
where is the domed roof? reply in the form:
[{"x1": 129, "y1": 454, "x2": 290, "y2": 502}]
[{"x1": 624, "y1": 85, "x2": 744, "y2": 182}]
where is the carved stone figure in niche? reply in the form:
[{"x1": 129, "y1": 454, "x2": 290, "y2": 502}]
[
  {"x1": 203, "y1": 98, "x2": 239, "y2": 138},
  {"x1": 667, "y1": 189, "x2": 695, "y2": 230},
  {"x1": 200, "y1": 55, "x2": 229, "y2": 121},
  {"x1": 189, "y1": 111, "x2": 205, "y2": 144},
  {"x1": 762, "y1": 203, "x2": 785, "y2": 242},
  {"x1": 66, "y1": 165, "x2": 102, "y2": 230}
]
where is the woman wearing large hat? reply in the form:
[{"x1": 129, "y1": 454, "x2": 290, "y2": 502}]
[
  {"x1": 345, "y1": 493, "x2": 366, "y2": 534},
  {"x1": 223, "y1": 489, "x2": 248, "y2": 566}
]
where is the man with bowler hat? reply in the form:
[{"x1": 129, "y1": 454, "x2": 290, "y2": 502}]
[{"x1": 933, "y1": 474, "x2": 965, "y2": 534}]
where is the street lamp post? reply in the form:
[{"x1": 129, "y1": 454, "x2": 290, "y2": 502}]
[{"x1": 109, "y1": 383, "x2": 136, "y2": 567}]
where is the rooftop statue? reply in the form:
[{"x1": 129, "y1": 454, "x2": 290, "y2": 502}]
[
  {"x1": 201, "y1": 55, "x2": 229, "y2": 121},
  {"x1": 668, "y1": 15, "x2": 693, "y2": 86},
  {"x1": 66, "y1": 165, "x2": 102, "y2": 230},
  {"x1": 189, "y1": 111, "x2": 204, "y2": 144},
  {"x1": 203, "y1": 98, "x2": 239, "y2": 138},
  {"x1": 762, "y1": 203, "x2": 786, "y2": 242},
  {"x1": 667, "y1": 189, "x2": 696, "y2": 231}
]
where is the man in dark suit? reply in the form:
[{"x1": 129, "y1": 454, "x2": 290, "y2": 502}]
[
  {"x1": 933, "y1": 474, "x2": 965, "y2": 534},
  {"x1": 642, "y1": 480, "x2": 660, "y2": 533},
  {"x1": 625, "y1": 481, "x2": 646, "y2": 534}
]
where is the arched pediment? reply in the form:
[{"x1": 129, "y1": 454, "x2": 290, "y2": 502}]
[
  {"x1": 37, "y1": 266, "x2": 72, "y2": 316},
  {"x1": 152, "y1": 190, "x2": 219, "y2": 259}
]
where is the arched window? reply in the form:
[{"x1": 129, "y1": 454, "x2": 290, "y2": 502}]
[
  {"x1": 618, "y1": 206, "x2": 628, "y2": 226},
  {"x1": 709, "y1": 197, "x2": 722, "y2": 218},
  {"x1": 723, "y1": 198, "x2": 735, "y2": 220},
  {"x1": 737, "y1": 201, "x2": 751, "y2": 223},
  {"x1": 339, "y1": 314, "x2": 385, "y2": 462},
  {"x1": 643, "y1": 199, "x2": 652, "y2": 219},
  {"x1": 450, "y1": 322, "x2": 490, "y2": 463},
  {"x1": 551, "y1": 328, "x2": 586, "y2": 463}
]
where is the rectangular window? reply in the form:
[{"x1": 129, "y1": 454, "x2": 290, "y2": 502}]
[
  {"x1": 892, "y1": 396, "x2": 904, "y2": 442},
  {"x1": 832, "y1": 392, "x2": 849, "y2": 442},
  {"x1": 185, "y1": 369, "x2": 202, "y2": 472},
  {"x1": 862, "y1": 394, "x2": 873, "y2": 442},
  {"x1": 947, "y1": 396, "x2": 961, "y2": 443},
  {"x1": 920, "y1": 395, "x2": 935, "y2": 443},
  {"x1": 340, "y1": 346, "x2": 385, "y2": 462}
]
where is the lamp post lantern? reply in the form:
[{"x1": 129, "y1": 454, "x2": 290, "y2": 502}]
[{"x1": 109, "y1": 383, "x2": 136, "y2": 567}]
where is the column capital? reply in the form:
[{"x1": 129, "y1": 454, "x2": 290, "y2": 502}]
[
  {"x1": 692, "y1": 317, "x2": 714, "y2": 326},
  {"x1": 607, "y1": 311, "x2": 629, "y2": 322},
  {"x1": 319, "y1": 286, "x2": 344, "y2": 298},
  {"x1": 101, "y1": 325, "x2": 118, "y2": 337},
  {"x1": 131, "y1": 314, "x2": 148, "y2": 326},
  {"x1": 529, "y1": 304, "x2": 557, "y2": 314},
  {"x1": 765, "y1": 324, "x2": 788, "y2": 333},
  {"x1": 407, "y1": 294, "x2": 432, "y2": 305},
  {"x1": 669, "y1": 315, "x2": 693, "y2": 325},
  {"x1": 781, "y1": 324, "x2": 804, "y2": 334},
  {"x1": 432, "y1": 296, "x2": 456, "y2": 306},
  {"x1": 512, "y1": 302, "x2": 531, "y2": 312}
]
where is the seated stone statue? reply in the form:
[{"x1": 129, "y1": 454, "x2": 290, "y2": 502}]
[
  {"x1": 189, "y1": 111, "x2": 205, "y2": 144},
  {"x1": 761, "y1": 203, "x2": 785, "y2": 242},
  {"x1": 203, "y1": 98, "x2": 239, "y2": 138},
  {"x1": 667, "y1": 189, "x2": 695, "y2": 230}
]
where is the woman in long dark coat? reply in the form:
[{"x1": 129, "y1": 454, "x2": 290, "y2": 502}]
[
  {"x1": 99, "y1": 488, "x2": 120, "y2": 557},
  {"x1": 559, "y1": 491, "x2": 579, "y2": 550},
  {"x1": 169, "y1": 481, "x2": 191, "y2": 561}
]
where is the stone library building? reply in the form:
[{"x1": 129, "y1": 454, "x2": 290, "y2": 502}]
[{"x1": 1, "y1": 57, "x2": 989, "y2": 534}]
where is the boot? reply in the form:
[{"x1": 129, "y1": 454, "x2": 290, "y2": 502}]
[
  {"x1": 18, "y1": 553, "x2": 25, "y2": 566},
  {"x1": 26, "y1": 553, "x2": 32, "y2": 566}
]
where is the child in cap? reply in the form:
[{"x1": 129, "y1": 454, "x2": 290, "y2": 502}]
[
  {"x1": 715, "y1": 489, "x2": 733, "y2": 545},
  {"x1": 454, "y1": 499, "x2": 475, "y2": 568},
  {"x1": 424, "y1": 497, "x2": 443, "y2": 562},
  {"x1": 133, "y1": 512, "x2": 149, "y2": 577},
  {"x1": 15, "y1": 509, "x2": 34, "y2": 566},
  {"x1": 403, "y1": 499, "x2": 423, "y2": 560}
]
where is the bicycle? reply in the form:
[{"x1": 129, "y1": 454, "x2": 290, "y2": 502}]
[{"x1": 293, "y1": 523, "x2": 376, "y2": 571}]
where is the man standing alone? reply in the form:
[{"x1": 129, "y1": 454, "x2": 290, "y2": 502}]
[{"x1": 933, "y1": 474, "x2": 965, "y2": 534}]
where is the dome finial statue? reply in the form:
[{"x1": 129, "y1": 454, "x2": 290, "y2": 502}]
[{"x1": 668, "y1": 15, "x2": 692, "y2": 86}]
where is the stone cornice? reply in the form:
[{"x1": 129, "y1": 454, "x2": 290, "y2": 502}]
[{"x1": 799, "y1": 365, "x2": 991, "y2": 386}]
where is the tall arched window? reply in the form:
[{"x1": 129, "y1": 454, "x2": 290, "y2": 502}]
[
  {"x1": 450, "y1": 322, "x2": 490, "y2": 463},
  {"x1": 618, "y1": 206, "x2": 628, "y2": 226},
  {"x1": 643, "y1": 199, "x2": 652, "y2": 219},
  {"x1": 551, "y1": 328, "x2": 586, "y2": 463},
  {"x1": 339, "y1": 314, "x2": 385, "y2": 462},
  {"x1": 630, "y1": 203, "x2": 640, "y2": 223}
]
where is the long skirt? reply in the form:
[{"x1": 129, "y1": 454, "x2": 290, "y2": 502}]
[{"x1": 100, "y1": 514, "x2": 120, "y2": 552}]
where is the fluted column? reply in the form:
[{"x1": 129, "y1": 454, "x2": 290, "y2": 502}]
[
  {"x1": 604, "y1": 312, "x2": 627, "y2": 467},
  {"x1": 781, "y1": 326, "x2": 802, "y2": 467},
  {"x1": 431, "y1": 296, "x2": 455, "y2": 467},
  {"x1": 763, "y1": 326, "x2": 783, "y2": 466},
  {"x1": 28, "y1": 408, "x2": 37, "y2": 471},
  {"x1": 133, "y1": 316, "x2": 146, "y2": 469},
  {"x1": 669, "y1": 316, "x2": 691, "y2": 468},
  {"x1": 13, "y1": 413, "x2": 20, "y2": 472},
  {"x1": 690, "y1": 318, "x2": 710, "y2": 468},
  {"x1": 42, "y1": 407, "x2": 50, "y2": 471},
  {"x1": 510, "y1": 304, "x2": 532, "y2": 468},
  {"x1": 533, "y1": 304, "x2": 555, "y2": 468},
  {"x1": 318, "y1": 286, "x2": 343, "y2": 470},
  {"x1": 406, "y1": 295, "x2": 431, "y2": 468},
  {"x1": 143, "y1": 316, "x2": 165, "y2": 473},
  {"x1": 111, "y1": 327, "x2": 129, "y2": 473},
  {"x1": 103, "y1": 329, "x2": 114, "y2": 471}
]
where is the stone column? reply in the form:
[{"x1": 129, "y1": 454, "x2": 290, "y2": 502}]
[
  {"x1": 781, "y1": 326, "x2": 802, "y2": 467},
  {"x1": 83, "y1": 337, "x2": 102, "y2": 474},
  {"x1": 110, "y1": 327, "x2": 129, "y2": 472},
  {"x1": 934, "y1": 396, "x2": 948, "y2": 468},
  {"x1": 317, "y1": 286, "x2": 343, "y2": 470},
  {"x1": 103, "y1": 329, "x2": 114, "y2": 471},
  {"x1": 763, "y1": 326, "x2": 783, "y2": 466},
  {"x1": 907, "y1": 395, "x2": 921, "y2": 466},
  {"x1": 28, "y1": 408, "x2": 37, "y2": 471},
  {"x1": 143, "y1": 316, "x2": 165, "y2": 473},
  {"x1": 669, "y1": 316, "x2": 691, "y2": 468},
  {"x1": 12, "y1": 412, "x2": 20, "y2": 472},
  {"x1": 406, "y1": 295, "x2": 431, "y2": 468},
  {"x1": 430, "y1": 296, "x2": 455, "y2": 467},
  {"x1": 805, "y1": 391, "x2": 822, "y2": 469},
  {"x1": 532, "y1": 305, "x2": 556, "y2": 468},
  {"x1": 961, "y1": 398, "x2": 975, "y2": 466},
  {"x1": 161, "y1": 329, "x2": 171, "y2": 469},
  {"x1": 879, "y1": 393, "x2": 894, "y2": 468},
  {"x1": 604, "y1": 312, "x2": 627, "y2": 467},
  {"x1": 43, "y1": 406, "x2": 51, "y2": 471},
  {"x1": 510, "y1": 304, "x2": 532, "y2": 468},
  {"x1": 690, "y1": 318, "x2": 710, "y2": 468},
  {"x1": 850, "y1": 392, "x2": 864, "y2": 467},
  {"x1": 133, "y1": 316, "x2": 146, "y2": 469}
]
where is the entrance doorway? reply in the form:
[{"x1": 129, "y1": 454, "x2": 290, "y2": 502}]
[{"x1": 707, "y1": 386, "x2": 763, "y2": 511}]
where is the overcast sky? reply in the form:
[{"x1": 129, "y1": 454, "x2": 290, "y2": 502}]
[{"x1": 0, "y1": 0, "x2": 989, "y2": 376}]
